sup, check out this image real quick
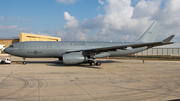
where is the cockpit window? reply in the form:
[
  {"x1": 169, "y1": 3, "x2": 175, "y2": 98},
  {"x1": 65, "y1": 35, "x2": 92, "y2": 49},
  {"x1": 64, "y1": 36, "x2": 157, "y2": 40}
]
[{"x1": 9, "y1": 45, "x2": 14, "y2": 48}]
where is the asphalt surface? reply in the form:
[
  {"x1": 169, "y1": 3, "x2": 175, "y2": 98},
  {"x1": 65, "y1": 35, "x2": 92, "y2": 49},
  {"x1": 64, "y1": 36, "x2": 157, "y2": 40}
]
[{"x1": 0, "y1": 56, "x2": 180, "y2": 101}]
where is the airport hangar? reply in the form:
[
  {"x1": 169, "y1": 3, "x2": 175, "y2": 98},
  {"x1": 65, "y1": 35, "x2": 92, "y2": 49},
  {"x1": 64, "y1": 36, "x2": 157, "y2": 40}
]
[
  {"x1": 0, "y1": 33, "x2": 61, "y2": 54},
  {"x1": 135, "y1": 47, "x2": 180, "y2": 56}
]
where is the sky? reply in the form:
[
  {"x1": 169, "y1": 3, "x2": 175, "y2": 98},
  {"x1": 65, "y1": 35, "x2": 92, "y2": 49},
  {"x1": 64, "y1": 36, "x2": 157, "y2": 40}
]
[{"x1": 0, "y1": 0, "x2": 180, "y2": 46}]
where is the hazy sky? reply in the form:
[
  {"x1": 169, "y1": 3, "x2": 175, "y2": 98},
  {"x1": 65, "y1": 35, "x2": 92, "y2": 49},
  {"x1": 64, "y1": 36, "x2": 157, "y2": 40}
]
[{"x1": 0, "y1": 0, "x2": 180, "y2": 44}]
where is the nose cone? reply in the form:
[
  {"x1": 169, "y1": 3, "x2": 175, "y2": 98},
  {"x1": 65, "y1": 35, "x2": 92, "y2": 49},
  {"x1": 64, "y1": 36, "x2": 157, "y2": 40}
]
[{"x1": 3, "y1": 48, "x2": 9, "y2": 54}]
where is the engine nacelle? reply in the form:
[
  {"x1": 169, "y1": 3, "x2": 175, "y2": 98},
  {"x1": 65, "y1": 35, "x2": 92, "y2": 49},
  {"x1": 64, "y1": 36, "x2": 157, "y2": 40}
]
[{"x1": 63, "y1": 53, "x2": 88, "y2": 64}]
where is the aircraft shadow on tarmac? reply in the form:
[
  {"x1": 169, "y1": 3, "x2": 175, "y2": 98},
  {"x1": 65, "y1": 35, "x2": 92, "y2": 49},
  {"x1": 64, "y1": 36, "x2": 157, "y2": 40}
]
[
  {"x1": 11, "y1": 60, "x2": 121, "y2": 69},
  {"x1": 52, "y1": 60, "x2": 122, "y2": 69},
  {"x1": 167, "y1": 99, "x2": 180, "y2": 101}
]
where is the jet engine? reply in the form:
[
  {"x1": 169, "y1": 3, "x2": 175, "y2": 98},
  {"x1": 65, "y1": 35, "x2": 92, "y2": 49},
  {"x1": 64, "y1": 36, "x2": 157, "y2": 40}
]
[{"x1": 63, "y1": 53, "x2": 88, "y2": 64}]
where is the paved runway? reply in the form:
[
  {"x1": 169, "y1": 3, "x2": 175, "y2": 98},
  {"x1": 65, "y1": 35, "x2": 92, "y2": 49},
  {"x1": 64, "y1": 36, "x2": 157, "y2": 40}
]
[{"x1": 0, "y1": 56, "x2": 180, "y2": 101}]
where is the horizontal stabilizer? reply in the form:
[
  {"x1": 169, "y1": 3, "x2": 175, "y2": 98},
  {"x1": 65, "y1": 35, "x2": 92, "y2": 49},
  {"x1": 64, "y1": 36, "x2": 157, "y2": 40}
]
[{"x1": 162, "y1": 35, "x2": 175, "y2": 43}]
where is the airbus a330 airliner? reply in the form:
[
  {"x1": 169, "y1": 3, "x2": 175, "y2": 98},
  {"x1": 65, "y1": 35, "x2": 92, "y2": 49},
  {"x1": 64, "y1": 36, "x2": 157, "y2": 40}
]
[{"x1": 4, "y1": 21, "x2": 175, "y2": 66}]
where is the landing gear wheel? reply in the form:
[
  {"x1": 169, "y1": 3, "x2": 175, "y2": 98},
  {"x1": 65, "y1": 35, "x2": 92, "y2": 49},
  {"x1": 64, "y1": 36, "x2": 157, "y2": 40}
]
[
  {"x1": 22, "y1": 57, "x2": 26, "y2": 65},
  {"x1": 22, "y1": 61, "x2": 27, "y2": 65},
  {"x1": 96, "y1": 62, "x2": 101, "y2": 66},
  {"x1": 89, "y1": 57, "x2": 101, "y2": 66},
  {"x1": 90, "y1": 62, "x2": 95, "y2": 66}
]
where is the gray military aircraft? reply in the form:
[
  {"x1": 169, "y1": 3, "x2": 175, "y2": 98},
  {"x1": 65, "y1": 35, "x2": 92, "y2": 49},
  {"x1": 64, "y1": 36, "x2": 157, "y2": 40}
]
[{"x1": 4, "y1": 21, "x2": 175, "y2": 66}]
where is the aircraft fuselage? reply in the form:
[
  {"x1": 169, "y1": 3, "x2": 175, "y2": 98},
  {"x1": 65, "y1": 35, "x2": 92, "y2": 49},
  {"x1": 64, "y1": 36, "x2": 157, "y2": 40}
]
[{"x1": 4, "y1": 41, "x2": 147, "y2": 58}]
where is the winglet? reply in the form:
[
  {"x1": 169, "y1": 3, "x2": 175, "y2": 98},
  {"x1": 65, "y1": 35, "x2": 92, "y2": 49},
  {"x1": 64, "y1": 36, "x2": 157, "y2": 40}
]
[{"x1": 162, "y1": 35, "x2": 175, "y2": 43}]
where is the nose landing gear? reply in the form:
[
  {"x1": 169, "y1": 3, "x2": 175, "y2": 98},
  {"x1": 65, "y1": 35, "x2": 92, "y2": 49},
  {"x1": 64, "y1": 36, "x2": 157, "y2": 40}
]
[{"x1": 22, "y1": 57, "x2": 27, "y2": 65}]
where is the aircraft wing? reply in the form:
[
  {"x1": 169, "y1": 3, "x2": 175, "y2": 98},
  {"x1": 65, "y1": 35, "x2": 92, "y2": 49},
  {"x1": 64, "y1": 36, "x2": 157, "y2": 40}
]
[{"x1": 66, "y1": 35, "x2": 175, "y2": 56}]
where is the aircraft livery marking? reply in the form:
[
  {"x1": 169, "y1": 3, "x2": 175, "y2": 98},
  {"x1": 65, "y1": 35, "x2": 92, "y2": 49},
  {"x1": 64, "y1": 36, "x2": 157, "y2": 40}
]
[
  {"x1": 27, "y1": 50, "x2": 42, "y2": 55},
  {"x1": 34, "y1": 50, "x2": 38, "y2": 54}
]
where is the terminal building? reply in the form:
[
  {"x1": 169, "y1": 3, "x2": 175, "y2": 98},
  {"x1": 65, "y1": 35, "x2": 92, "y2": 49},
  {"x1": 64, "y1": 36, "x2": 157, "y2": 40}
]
[{"x1": 0, "y1": 33, "x2": 61, "y2": 54}]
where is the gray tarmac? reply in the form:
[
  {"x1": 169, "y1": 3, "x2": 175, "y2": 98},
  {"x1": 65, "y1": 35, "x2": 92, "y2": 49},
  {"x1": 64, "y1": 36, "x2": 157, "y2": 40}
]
[{"x1": 0, "y1": 56, "x2": 180, "y2": 101}]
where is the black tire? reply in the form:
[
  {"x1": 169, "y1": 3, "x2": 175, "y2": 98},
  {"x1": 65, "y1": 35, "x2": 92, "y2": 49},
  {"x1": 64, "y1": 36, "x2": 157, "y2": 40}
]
[
  {"x1": 96, "y1": 62, "x2": 101, "y2": 66},
  {"x1": 22, "y1": 61, "x2": 27, "y2": 65},
  {"x1": 90, "y1": 62, "x2": 95, "y2": 66}
]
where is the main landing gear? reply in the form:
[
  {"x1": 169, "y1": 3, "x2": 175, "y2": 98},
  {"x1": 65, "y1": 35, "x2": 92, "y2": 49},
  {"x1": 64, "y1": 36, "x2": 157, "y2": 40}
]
[
  {"x1": 88, "y1": 59, "x2": 101, "y2": 66},
  {"x1": 22, "y1": 57, "x2": 27, "y2": 65}
]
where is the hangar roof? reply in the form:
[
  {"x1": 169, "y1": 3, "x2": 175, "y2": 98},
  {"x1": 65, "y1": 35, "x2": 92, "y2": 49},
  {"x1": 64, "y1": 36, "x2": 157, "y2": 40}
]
[{"x1": 0, "y1": 37, "x2": 19, "y2": 40}]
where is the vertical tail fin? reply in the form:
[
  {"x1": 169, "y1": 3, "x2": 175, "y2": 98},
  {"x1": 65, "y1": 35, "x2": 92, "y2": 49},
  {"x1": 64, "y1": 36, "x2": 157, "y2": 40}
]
[{"x1": 137, "y1": 21, "x2": 160, "y2": 42}]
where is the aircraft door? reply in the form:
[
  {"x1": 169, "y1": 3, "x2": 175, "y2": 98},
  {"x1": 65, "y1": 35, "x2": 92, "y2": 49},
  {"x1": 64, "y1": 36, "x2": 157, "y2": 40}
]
[
  {"x1": 47, "y1": 43, "x2": 52, "y2": 50},
  {"x1": 19, "y1": 43, "x2": 24, "y2": 50}
]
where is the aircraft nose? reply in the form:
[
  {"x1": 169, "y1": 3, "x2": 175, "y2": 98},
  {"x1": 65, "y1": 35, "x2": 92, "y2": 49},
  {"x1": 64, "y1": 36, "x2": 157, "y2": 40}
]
[{"x1": 3, "y1": 48, "x2": 9, "y2": 54}]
